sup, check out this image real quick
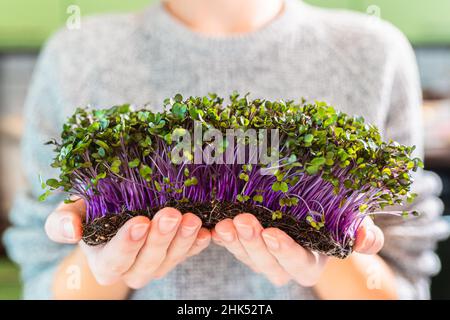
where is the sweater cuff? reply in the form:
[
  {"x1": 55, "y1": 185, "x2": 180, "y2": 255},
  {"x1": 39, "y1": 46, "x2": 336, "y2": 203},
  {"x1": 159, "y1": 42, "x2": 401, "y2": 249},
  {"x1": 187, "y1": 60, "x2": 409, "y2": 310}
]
[
  {"x1": 22, "y1": 264, "x2": 59, "y2": 300},
  {"x1": 394, "y1": 272, "x2": 431, "y2": 300}
]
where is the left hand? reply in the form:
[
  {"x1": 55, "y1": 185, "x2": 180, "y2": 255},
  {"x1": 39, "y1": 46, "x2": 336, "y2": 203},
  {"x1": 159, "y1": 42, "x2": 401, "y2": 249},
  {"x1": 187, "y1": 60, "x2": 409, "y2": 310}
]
[{"x1": 212, "y1": 213, "x2": 384, "y2": 287}]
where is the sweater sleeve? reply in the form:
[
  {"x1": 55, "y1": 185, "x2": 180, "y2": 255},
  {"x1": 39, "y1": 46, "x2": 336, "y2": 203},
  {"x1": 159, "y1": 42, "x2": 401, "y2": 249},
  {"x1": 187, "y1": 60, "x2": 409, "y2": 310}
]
[
  {"x1": 377, "y1": 30, "x2": 450, "y2": 299},
  {"x1": 2, "y1": 35, "x2": 75, "y2": 299}
]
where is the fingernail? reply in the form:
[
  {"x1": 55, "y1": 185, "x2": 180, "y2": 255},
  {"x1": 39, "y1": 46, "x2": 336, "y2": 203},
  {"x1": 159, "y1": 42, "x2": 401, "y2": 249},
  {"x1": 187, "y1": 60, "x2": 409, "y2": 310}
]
[
  {"x1": 159, "y1": 215, "x2": 180, "y2": 234},
  {"x1": 61, "y1": 217, "x2": 75, "y2": 240},
  {"x1": 181, "y1": 224, "x2": 198, "y2": 238},
  {"x1": 130, "y1": 224, "x2": 149, "y2": 241},
  {"x1": 217, "y1": 230, "x2": 234, "y2": 242},
  {"x1": 362, "y1": 228, "x2": 376, "y2": 251},
  {"x1": 235, "y1": 223, "x2": 253, "y2": 240},
  {"x1": 262, "y1": 233, "x2": 279, "y2": 250}
]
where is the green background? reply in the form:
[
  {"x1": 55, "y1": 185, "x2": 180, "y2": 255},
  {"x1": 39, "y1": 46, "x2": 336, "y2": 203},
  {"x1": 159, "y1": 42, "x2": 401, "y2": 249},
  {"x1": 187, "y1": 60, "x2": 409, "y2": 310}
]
[
  {"x1": 1, "y1": 0, "x2": 450, "y2": 50},
  {"x1": 0, "y1": 258, "x2": 21, "y2": 300}
]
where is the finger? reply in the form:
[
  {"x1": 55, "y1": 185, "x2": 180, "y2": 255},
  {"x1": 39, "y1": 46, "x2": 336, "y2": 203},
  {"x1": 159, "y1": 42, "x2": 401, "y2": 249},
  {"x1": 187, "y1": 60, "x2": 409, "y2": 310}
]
[
  {"x1": 354, "y1": 217, "x2": 384, "y2": 254},
  {"x1": 262, "y1": 228, "x2": 328, "y2": 287},
  {"x1": 233, "y1": 214, "x2": 291, "y2": 286},
  {"x1": 213, "y1": 219, "x2": 258, "y2": 272},
  {"x1": 81, "y1": 216, "x2": 150, "y2": 285},
  {"x1": 45, "y1": 198, "x2": 86, "y2": 243},
  {"x1": 152, "y1": 213, "x2": 202, "y2": 278},
  {"x1": 123, "y1": 207, "x2": 182, "y2": 288},
  {"x1": 186, "y1": 228, "x2": 211, "y2": 257},
  {"x1": 57, "y1": 196, "x2": 87, "y2": 215},
  {"x1": 211, "y1": 231, "x2": 226, "y2": 247}
]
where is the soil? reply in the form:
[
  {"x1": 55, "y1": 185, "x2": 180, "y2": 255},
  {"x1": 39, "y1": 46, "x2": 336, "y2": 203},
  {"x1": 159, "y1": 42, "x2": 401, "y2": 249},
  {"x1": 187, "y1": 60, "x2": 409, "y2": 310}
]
[{"x1": 82, "y1": 200, "x2": 354, "y2": 259}]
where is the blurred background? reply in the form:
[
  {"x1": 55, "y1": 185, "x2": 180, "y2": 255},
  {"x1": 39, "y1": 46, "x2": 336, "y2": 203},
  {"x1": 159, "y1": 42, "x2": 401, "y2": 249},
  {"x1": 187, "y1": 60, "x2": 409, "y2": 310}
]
[{"x1": 0, "y1": 0, "x2": 449, "y2": 299}]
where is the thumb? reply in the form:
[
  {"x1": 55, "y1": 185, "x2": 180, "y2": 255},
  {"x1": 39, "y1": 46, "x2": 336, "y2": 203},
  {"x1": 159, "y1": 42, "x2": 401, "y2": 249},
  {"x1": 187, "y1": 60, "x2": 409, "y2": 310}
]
[
  {"x1": 354, "y1": 217, "x2": 384, "y2": 255},
  {"x1": 45, "y1": 197, "x2": 85, "y2": 244}
]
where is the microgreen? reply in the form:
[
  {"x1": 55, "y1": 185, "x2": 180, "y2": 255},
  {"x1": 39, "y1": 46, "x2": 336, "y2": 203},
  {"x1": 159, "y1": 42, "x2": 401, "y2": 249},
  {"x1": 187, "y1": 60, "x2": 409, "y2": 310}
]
[{"x1": 40, "y1": 93, "x2": 422, "y2": 248}]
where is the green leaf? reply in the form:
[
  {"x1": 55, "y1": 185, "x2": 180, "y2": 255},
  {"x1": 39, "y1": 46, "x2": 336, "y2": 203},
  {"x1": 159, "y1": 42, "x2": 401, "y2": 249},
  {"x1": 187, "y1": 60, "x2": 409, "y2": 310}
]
[
  {"x1": 140, "y1": 136, "x2": 152, "y2": 148},
  {"x1": 99, "y1": 118, "x2": 110, "y2": 130},
  {"x1": 272, "y1": 210, "x2": 283, "y2": 220},
  {"x1": 306, "y1": 165, "x2": 319, "y2": 175},
  {"x1": 344, "y1": 180, "x2": 353, "y2": 189},
  {"x1": 88, "y1": 122, "x2": 100, "y2": 132},
  {"x1": 98, "y1": 147, "x2": 106, "y2": 158},
  {"x1": 97, "y1": 172, "x2": 107, "y2": 180},
  {"x1": 406, "y1": 192, "x2": 417, "y2": 203},
  {"x1": 38, "y1": 190, "x2": 51, "y2": 202},
  {"x1": 111, "y1": 159, "x2": 121, "y2": 167},
  {"x1": 184, "y1": 177, "x2": 198, "y2": 187},
  {"x1": 164, "y1": 133, "x2": 172, "y2": 144},
  {"x1": 58, "y1": 144, "x2": 73, "y2": 161},
  {"x1": 172, "y1": 102, "x2": 187, "y2": 119},
  {"x1": 81, "y1": 161, "x2": 93, "y2": 168},
  {"x1": 139, "y1": 165, "x2": 153, "y2": 180},
  {"x1": 359, "y1": 204, "x2": 368, "y2": 212},
  {"x1": 287, "y1": 154, "x2": 297, "y2": 163},
  {"x1": 272, "y1": 181, "x2": 288, "y2": 193},
  {"x1": 324, "y1": 114, "x2": 337, "y2": 127},
  {"x1": 304, "y1": 134, "x2": 314, "y2": 144},
  {"x1": 172, "y1": 127, "x2": 187, "y2": 138},
  {"x1": 174, "y1": 93, "x2": 183, "y2": 102},
  {"x1": 39, "y1": 174, "x2": 46, "y2": 189},
  {"x1": 137, "y1": 111, "x2": 149, "y2": 122},
  {"x1": 237, "y1": 194, "x2": 250, "y2": 202},
  {"x1": 111, "y1": 159, "x2": 121, "y2": 174},
  {"x1": 311, "y1": 157, "x2": 326, "y2": 166},
  {"x1": 117, "y1": 104, "x2": 130, "y2": 114},
  {"x1": 128, "y1": 158, "x2": 140, "y2": 168},
  {"x1": 94, "y1": 139, "x2": 110, "y2": 151},
  {"x1": 337, "y1": 149, "x2": 349, "y2": 161},
  {"x1": 190, "y1": 177, "x2": 198, "y2": 185},
  {"x1": 253, "y1": 194, "x2": 263, "y2": 203},
  {"x1": 417, "y1": 159, "x2": 424, "y2": 169},
  {"x1": 239, "y1": 173, "x2": 249, "y2": 182},
  {"x1": 46, "y1": 178, "x2": 60, "y2": 189},
  {"x1": 334, "y1": 127, "x2": 344, "y2": 137}
]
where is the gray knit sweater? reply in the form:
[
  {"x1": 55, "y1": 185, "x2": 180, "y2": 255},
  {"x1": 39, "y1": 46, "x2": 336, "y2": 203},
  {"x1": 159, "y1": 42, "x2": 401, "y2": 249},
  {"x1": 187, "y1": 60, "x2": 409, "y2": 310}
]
[{"x1": 4, "y1": 0, "x2": 449, "y2": 299}]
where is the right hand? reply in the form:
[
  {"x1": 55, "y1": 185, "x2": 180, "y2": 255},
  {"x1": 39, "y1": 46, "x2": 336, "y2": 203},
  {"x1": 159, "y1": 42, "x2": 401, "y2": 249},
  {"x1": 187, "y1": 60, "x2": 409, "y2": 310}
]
[{"x1": 45, "y1": 199, "x2": 211, "y2": 289}]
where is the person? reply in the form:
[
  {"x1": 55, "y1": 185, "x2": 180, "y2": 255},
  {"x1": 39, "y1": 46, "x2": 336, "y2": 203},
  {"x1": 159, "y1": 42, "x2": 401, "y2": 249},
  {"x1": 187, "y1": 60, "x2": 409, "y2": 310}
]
[{"x1": 4, "y1": 0, "x2": 449, "y2": 299}]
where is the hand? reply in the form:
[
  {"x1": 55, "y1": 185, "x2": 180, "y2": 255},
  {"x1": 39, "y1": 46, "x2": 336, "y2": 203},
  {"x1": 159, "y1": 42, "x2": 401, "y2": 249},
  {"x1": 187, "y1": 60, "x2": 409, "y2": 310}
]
[
  {"x1": 45, "y1": 199, "x2": 211, "y2": 289},
  {"x1": 211, "y1": 213, "x2": 384, "y2": 287}
]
